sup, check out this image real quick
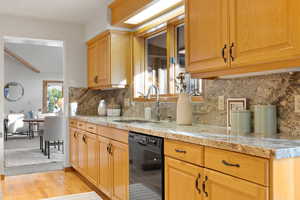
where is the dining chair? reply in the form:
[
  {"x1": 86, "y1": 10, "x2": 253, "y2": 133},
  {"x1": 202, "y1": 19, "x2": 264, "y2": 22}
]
[{"x1": 43, "y1": 116, "x2": 64, "y2": 159}]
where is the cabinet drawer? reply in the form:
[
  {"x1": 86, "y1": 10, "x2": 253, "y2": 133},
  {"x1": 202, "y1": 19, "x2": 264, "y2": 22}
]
[
  {"x1": 69, "y1": 119, "x2": 77, "y2": 128},
  {"x1": 164, "y1": 139, "x2": 204, "y2": 166},
  {"x1": 205, "y1": 147, "x2": 269, "y2": 186},
  {"x1": 86, "y1": 123, "x2": 97, "y2": 134},
  {"x1": 77, "y1": 121, "x2": 86, "y2": 130},
  {"x1": 98, "y1": 126, "x2": 128, "y2": 144}
]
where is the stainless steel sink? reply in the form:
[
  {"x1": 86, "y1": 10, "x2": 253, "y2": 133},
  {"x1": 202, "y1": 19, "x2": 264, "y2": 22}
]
[{"x1": 113, "y1": 119, "x2": 161, "y2": 124}]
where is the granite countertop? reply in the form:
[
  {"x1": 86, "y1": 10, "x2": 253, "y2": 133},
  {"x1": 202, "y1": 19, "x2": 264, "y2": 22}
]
[{"x1": 70, "y1": 115, "x2": 300, "y2": 160}]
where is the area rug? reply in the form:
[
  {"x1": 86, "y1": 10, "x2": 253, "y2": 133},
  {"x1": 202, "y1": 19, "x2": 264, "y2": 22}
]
[
  {"x1": 41, "y1": 192, "x2": 102, "y2": 200},
  {"x1": 5, "y1": 147, "x2": 64, "y2": 167}
]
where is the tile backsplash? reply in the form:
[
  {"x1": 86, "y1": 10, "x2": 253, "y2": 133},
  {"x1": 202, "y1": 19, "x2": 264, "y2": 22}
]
[{"x1": 70, "y1": 72, "x2": 300, "y2": 136}]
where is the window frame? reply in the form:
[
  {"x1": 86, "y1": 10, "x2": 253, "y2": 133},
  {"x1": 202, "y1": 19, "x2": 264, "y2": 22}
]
[
  {"x1": 42, "y1": 80, "x2": 64, "y2": 113},
  {"x1": 133, "y1": 17, "x2": 203, "y2": 102}
]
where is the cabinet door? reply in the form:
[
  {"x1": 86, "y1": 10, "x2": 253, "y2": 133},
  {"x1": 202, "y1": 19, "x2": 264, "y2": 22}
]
[
  {"x1": 69, "y1": 128, "x2": 78, "y2": 168},
  {"x1": 185, "y1": 0, "x2": 229, "y2": 73},
  {"x1": 203, "y1": 169, "x2": 268, "y2": 200},
  {"x1": 87, "y1": 42, "x2": 98, "y2": 88},
  {"x1": 111, "y1": 140, "x2": 129, "y2": 200},
  {"x1": 78, "y1": 132, "x2": 88, "y2": 175},
  {"x1": 98, "y1": 136, "x2": 112, "y2": 197},
  {"x1": 165, "y1": 157, "x2": 203, "y2": 200},
  {"x1": 86, "y1": 133, "x2": 99, "y2": 186},
  {"x1": 229, "y1": 0, "x2": 300, "y2": 69},
  {"x1": 97, "y1": 35, "x2": 110, "y2": 87}
]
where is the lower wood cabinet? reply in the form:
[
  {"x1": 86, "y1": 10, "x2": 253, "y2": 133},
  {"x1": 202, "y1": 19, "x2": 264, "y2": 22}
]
[
  {"x1": 69, "y1": 127, "x2": 79, "y2": 169},
  {"x1": 86, "y1": 132, "x2": 99, "y2": 185},
  {"x1": 98, "y1": 136, "x2": 113, "y2": 197},
  {"x1": 203, "y1": 169, "x2": 268, "y2": 200},
  {"x1": 165, "y1": 157, "x2": 203, "y2": 200},
  {"x1": 111, "y1": 140, "x2": 129, "y2": 200},
  {"x1": 69, "y1": 122, "x2": 129, "y2": 200},
  {"x1": 98, "y1": 136, "x2": 129, "y2": 200}
]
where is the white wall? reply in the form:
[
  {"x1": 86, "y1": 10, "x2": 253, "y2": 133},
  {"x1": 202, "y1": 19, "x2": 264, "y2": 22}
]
[
  {"x1": 84, "y1": 0, "x2": 131, "y2": 41},
  {"x1": 0, "y1": 14, "x2": 87, "y2": 174},
  {"x1": 4, "y1": 55, "x2": 63, "y2": 115}
]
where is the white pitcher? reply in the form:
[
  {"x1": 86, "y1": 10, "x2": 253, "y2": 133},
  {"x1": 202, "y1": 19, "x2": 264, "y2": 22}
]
[{"x1": 176, "y1": 93, "x2": 192, "y2": 125}]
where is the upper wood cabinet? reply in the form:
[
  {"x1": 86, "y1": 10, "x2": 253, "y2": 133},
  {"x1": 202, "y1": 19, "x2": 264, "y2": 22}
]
[
  {"x1": 185, "y1": 0, "x2": 229, "y2": 74},
  {"x1": 87, "y1": 30, "x2": 131, "y2": 89},
  {"x1": 185, "y1": 0, "x2": 300, "y2": 77}
]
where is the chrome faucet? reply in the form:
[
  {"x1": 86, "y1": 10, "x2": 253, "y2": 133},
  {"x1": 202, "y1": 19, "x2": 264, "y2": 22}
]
[{"x1": 146, "y1": 85, "x2": 160, "y2": 121}]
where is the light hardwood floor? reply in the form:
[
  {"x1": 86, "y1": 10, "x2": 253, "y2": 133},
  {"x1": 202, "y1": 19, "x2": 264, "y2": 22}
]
[{"x1": 1, "y1": 170, "x2": 96, "y2": 200}]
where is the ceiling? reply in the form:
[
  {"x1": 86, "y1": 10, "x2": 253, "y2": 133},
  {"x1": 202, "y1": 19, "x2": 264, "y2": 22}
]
[
  {"x1": 0, "y1": 0, "x2": 109, "y2": 24},
  {"x1": 5, "y1": 42, "x2": 63, "y2": 74}
]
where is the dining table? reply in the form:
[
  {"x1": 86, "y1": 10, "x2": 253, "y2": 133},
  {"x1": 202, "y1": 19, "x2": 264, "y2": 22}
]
[{"x1": 23, "y1": 118, "x2": 45, "y2": 151}]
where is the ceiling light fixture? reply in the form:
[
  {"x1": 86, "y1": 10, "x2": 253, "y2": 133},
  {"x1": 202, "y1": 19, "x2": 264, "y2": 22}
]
[{"x1": 124, "y1": 0, "x2": 182, "y2": 25}]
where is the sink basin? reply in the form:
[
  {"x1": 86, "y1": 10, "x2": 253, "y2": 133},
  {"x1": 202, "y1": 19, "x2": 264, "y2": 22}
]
[{"x1": 113, "y1": 119, "x2": 161, "y2": 124}]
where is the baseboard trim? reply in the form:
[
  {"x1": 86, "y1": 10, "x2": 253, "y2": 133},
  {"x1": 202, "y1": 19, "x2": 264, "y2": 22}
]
[
  {"x1": 64, "y1": 167, "x2": 74, "y2": 172},
  {"x1": 0, "y1": 174, "x2": 5, "y2": 181},
  {"x1": 71, "y1": 168, "x2": 109, "y2": 200}
]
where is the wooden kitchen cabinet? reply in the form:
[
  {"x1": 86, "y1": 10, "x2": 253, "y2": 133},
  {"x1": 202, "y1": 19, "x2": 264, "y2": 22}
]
[
  {"x1": 185, "y1": 0, "x2": 300, "y2": 78},
  {"x1": 69, "y1": 127, "x2": 79, "y2": 169},
  {"x1": 165, "y1": 157, "x2": 203, "y2": 200},
  {"x1": 203, "y1": 168, "x2": 268, "y2": 200},
  {"x1": 85, "y1": 132, "x2": 99, "y2": 186},
  {"x1": 98, "y1": 136, "x2": 113, "y2": 197},
  {"x1": 98, "y1": 136, "x2": 129, "y2": 200},
  {"x1": 185, "y1": 0, "x2": 229, "y2": 74},
  {"x1": 111, "y1": 140, "x2": 129, "y2": 200},
  {"x1": 86, "y1": 30, "x2": 131, "y2": 89},
  {"x1": 77, "y1": 131, "x2": 87, "y2": 175}
]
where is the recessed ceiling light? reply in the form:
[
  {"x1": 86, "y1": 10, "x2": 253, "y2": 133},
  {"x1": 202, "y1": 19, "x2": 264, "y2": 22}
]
[{"x1": 124, "y1": 0, "x2": 182, "y2": 25}]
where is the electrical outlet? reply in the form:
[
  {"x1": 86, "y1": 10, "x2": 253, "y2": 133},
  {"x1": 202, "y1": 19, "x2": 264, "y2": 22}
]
[
  {"x1": 218, "y1": 96, "x2": 225, "y2": 111},
  {"x1": 295, "y1": 95, "x2": 300, "y2": 113}
]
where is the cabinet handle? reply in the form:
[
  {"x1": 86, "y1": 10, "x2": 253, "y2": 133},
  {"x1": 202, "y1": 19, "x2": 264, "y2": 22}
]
[
  {"x1": 107, "y1": 145, "x2": 110, "y2": 153},
  {"x1": 94, "y1": 76, "x2": 98, "y2": 84},
  {"x1": 175, "y1": 149, "x2": 186, "y2": 154},
  {"x1": 73, "y1": 132, "x2": 77, "y2": 138},
  {"x1": 221, "y1": 44, "x2": 227, "y2": 63},
  {"x1": 222, "y1": 160, "x2": 240, "y2": 168},
  {"x1": 82, "y1": 135, "x2": 87, "y2": 143},
  {"x1": 230, "y1": 43, "x2": 235, "y2": 61},
  {"x1": 195, "y1": 174, "x2": 201, "y2": 194},
  {"x1": 109, "y1": 144, "x2": 113, "y2": 155},
  {"x1": 202, "y1": 176, "x2": 208, "y2": 197}
]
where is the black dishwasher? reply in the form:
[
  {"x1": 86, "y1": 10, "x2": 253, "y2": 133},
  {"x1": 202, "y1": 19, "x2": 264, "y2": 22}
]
[{"x1": 129, "y1": 132, "x2": 164, "y2": 200}]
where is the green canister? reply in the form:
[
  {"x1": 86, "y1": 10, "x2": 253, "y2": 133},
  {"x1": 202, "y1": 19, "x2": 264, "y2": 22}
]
[
  {"x1": 231, "y1": 110, "x2": 251, "y2": 135},
  {"x1": 254, "y1": 105, "x2": 277, "y2": 136}
]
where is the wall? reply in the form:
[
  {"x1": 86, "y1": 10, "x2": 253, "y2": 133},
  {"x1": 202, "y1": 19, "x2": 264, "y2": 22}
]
[
  {"x1": 4, "y1": 55, "x2": 63, "y2": 115},
  {"x1": 71, "y1": 72, "x2": 300, "y2": 136},
  {"x1": 0, "y1": 14, "x2": 87, "y2": 174}
]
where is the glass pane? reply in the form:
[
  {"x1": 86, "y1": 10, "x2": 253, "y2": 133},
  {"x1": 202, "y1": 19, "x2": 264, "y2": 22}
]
[
  {"x1": 47, "y1": 83, "x2": 63, "y2": 113},
  {"x1": 175, "y1": 24, "x2": 202, "y2": 95},
  {"x1": 146, "y1": 32, "x2": 168, "y2": 95}
]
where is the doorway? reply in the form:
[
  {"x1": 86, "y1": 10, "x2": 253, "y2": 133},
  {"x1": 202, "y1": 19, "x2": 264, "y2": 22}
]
[{"x1": 2, "y1": 37, "x2": 65, "y2": 176}]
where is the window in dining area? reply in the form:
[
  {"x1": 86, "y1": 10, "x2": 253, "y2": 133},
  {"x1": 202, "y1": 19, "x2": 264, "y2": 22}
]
[{"x1": 43, "y1": 80, "x2": 64, "y2": 113}]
